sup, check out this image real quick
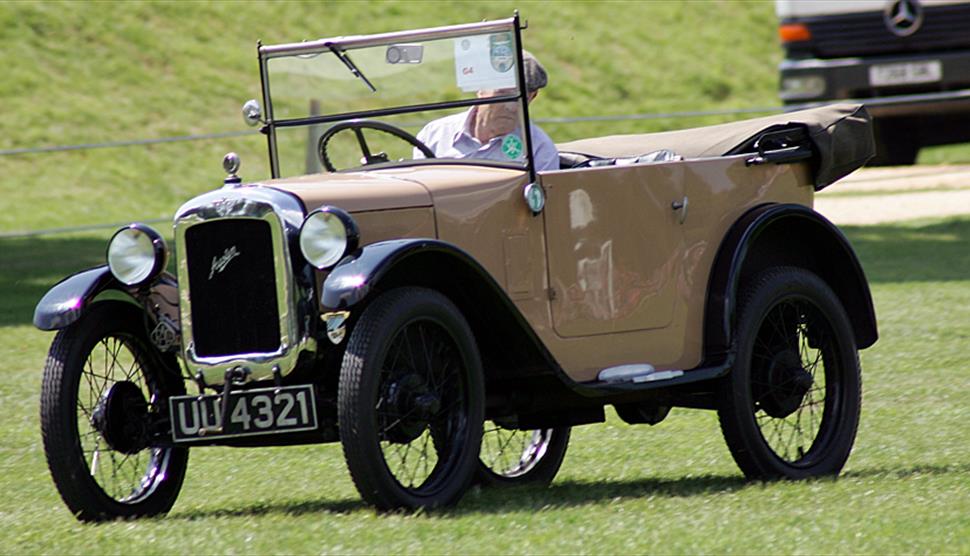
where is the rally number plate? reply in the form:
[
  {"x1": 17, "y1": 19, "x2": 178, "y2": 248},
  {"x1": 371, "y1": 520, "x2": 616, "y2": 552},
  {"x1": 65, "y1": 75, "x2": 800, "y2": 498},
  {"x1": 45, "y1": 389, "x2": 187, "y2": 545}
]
[{"x1": 169, "y1": 385, "x2": 317, "y2": 443}]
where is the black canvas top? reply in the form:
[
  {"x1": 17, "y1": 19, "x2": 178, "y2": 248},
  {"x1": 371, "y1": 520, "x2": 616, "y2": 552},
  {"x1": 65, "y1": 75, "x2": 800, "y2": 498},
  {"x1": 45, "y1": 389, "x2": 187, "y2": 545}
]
[{"x1": 557, "y1": 104, "x2": 875, "y2": 188}]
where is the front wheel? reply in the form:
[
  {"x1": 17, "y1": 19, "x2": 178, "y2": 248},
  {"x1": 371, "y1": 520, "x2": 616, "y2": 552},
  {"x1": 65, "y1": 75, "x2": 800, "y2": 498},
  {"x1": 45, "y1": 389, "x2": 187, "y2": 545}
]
[
  {"x1": 40, "y1": 302, "x2": 189, "y2": 521},
  {"x1": 718, "y1": 267, "x2": 862, "y2": 480},
  {"x1": 338, "y1": 288, "x2": 484, "y2": 510}
]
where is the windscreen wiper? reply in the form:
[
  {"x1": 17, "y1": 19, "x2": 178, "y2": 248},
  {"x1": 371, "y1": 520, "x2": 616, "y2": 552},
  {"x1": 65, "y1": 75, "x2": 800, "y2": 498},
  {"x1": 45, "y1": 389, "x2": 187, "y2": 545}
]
[{"x1": 327, "y1": 44, "x2": 376, "y2": 93}]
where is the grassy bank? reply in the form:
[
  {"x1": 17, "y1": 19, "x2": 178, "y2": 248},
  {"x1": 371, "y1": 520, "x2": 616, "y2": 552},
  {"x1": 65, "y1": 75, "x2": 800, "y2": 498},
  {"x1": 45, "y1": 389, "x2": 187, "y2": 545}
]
[{"x1": 1, "y1": 0, "x2": 784, "y2": 233}]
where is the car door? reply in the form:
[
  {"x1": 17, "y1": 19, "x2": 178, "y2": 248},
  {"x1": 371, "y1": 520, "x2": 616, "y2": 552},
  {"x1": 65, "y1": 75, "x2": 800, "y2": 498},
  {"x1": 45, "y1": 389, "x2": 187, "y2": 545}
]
[{"x1": 540, "y1": 162, "x2": 686, "y2": 338}]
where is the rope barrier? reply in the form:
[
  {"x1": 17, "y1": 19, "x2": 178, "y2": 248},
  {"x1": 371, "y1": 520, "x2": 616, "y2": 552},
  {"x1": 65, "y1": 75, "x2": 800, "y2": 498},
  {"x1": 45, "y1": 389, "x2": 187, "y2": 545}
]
[{"x1": 0, "y1": 107, "x2": 790, "y2": 157}]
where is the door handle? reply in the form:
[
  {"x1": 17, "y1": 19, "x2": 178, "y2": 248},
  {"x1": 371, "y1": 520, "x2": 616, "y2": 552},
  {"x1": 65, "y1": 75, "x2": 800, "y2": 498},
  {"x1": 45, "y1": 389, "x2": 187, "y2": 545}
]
[{"x1": 671, "y1": 196, "x2": 688, "y2": 224}]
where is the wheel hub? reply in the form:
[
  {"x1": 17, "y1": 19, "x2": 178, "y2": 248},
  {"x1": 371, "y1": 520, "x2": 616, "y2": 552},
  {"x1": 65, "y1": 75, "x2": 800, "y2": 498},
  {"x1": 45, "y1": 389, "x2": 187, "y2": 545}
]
[
  {"x1": 383, "y1": 373, "x2": 440, "y2": 443},
  {"x1": 90, "y1": 381, "x2": 150, "y2": 455},
  {"x1": 758, "y1": 350, "x2": 813, "y2": 419}
]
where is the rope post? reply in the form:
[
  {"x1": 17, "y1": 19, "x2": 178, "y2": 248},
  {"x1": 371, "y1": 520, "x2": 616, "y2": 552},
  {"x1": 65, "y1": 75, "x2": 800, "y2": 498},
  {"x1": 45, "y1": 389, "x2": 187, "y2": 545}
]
[{"x1": 306, "y1": 99, "x2": 323, "y2": 174}]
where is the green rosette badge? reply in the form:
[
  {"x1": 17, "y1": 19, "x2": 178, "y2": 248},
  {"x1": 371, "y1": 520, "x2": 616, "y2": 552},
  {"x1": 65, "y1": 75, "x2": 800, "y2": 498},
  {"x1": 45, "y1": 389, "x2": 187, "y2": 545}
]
[{"x1": 501, "y1": 134, "x2": 523, "y2": 159}]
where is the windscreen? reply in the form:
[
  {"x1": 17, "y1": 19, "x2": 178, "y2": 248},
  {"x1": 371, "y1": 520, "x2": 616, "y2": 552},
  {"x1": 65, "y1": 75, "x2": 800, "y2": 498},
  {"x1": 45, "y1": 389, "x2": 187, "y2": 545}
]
[{"x1": 265, "y1": 26, "x2": 530, "y2": 176}]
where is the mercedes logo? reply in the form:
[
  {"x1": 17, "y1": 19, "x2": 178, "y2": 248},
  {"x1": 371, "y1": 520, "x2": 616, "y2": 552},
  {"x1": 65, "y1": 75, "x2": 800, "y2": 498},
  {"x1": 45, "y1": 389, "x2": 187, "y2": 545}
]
[{"x1": 884, "y1": 0, "x2": 924, "y2": 37}]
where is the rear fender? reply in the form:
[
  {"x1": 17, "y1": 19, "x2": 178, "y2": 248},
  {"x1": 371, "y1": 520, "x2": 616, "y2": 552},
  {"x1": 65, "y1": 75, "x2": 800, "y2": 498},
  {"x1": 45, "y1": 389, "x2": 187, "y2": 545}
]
[{"x1": 704, "y1": 204, "x2": 878, "y2": 361}]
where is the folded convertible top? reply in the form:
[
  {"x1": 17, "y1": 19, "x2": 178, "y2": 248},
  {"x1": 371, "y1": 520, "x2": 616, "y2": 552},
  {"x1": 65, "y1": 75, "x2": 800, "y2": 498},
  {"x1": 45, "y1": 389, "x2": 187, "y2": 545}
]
[{"x1": 556, "y1": 104, "x2": 875, "y2": 189}]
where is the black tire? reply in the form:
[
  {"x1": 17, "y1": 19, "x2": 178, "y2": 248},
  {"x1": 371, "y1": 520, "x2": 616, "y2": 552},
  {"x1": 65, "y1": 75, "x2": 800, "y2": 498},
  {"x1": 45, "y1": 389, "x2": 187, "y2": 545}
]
[
  {"x1": 338, "y1": 287, "x2": 484, "y2": 510},
  {"x1": 477, "y1": 424, "x2": 570, "y2": 487},
  {"x1": 718, "y1": 267, "x2": 861, "y2": 480},
  {"x1": 868, "y1": 121, "x2": 919, "y2": 166},
  {"x1": 40, "y1": 302, "x2": 189, "y2": 521}
]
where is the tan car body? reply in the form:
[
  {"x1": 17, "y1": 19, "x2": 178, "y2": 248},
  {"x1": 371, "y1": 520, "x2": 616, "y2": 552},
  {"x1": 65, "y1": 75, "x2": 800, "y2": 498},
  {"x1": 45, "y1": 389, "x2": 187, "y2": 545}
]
[
  {"x1": 269, "y1": 154, "x2": 812, "y2": 383},
  {"x1": 31, "y1": 17, "x2": 881, "y2": 519}
]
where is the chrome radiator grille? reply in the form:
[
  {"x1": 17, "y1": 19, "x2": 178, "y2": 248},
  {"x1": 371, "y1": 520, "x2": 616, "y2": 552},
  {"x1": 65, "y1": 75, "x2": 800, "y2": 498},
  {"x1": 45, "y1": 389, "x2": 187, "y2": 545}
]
[{"x1": 184, "y1": 219, "x2": 281, "y2": 358}]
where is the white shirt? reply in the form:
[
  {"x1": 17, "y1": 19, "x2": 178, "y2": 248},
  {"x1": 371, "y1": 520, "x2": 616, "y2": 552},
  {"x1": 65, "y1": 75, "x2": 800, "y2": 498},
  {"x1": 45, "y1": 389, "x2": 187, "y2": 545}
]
[{"x1": 414, "y1": 109, "x2": 559, "y2": 172}]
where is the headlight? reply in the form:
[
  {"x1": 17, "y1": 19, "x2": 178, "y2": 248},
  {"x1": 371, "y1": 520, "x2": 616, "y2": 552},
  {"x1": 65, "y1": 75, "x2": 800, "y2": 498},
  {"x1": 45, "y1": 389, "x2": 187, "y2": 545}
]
[
  {"x1": 106, "y1": 224, "x2": 169, "y2": 286},
  {"x1": 300, "y1": 206, "x2": 359, "y2": 270}
]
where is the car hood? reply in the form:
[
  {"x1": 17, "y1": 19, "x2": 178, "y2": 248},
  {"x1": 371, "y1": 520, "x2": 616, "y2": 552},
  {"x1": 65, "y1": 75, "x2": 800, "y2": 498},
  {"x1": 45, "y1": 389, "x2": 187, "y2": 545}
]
[
  {"x1": 262, "y1": 164, "x2": 527, "y2": 213},
  {"x1": 261, "y1": 171, "x2": 432, "y2": 213}
]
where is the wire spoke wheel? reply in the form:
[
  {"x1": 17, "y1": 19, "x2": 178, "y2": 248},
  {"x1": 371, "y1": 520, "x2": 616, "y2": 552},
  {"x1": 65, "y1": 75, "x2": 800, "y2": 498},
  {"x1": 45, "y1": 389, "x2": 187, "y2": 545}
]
[
  {"x1": 718, "y1": 267, "x2": 861, "y2": 480},
  {"x1": 339, "y1": 288, "x2": 484, "y2": 510},
  {"x1": 40, "y1": 302, "x2": 188, "y2": 521},
  {"x1": 481, "y1": 425, "x2": 546, "y2": 477},
  {"x1": 477, "y1": 423, "x2": 570, "y2": 486},
  {"x1": 77, "y1": 336, "x2": 165, "y2": 502},
  {"x1": 750, "y1": 299, "x2": 831, "y2": 463},
  {"x1": 375, "y1": 320, "x2": 467, "y2": 492}
]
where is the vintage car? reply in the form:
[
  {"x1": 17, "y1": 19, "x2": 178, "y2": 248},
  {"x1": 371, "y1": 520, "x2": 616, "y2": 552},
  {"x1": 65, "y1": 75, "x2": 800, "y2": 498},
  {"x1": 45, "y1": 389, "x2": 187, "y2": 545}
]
[{"x1": 35, "y1": 15, "x2": 878, "y2": 521}]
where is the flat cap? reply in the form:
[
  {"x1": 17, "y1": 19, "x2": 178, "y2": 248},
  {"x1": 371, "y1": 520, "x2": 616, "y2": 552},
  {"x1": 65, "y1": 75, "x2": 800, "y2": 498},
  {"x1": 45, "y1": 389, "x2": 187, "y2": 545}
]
[{"x1": 522, "y1": 50, "x2": 547, "y2": 92}]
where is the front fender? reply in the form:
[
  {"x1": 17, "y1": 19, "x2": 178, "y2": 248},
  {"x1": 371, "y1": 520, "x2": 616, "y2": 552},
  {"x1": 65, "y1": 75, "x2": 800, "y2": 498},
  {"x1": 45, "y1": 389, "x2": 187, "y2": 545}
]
[
  {"x1": 321, "y1": 239, "x2": 464, "y2": 310},
  {"x1": 33, "y1": 266, "x2": 127, "y2": 330},
  {"x1": 321, "y1": 239, "x2": 569, "y2": 381}
]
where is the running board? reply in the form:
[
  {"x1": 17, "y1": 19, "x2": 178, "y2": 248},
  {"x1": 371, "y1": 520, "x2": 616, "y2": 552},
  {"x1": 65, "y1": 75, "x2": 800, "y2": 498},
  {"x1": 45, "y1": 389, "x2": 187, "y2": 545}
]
[{"x1": 573, "y1": 364, "x2": 730, "y2": 398}]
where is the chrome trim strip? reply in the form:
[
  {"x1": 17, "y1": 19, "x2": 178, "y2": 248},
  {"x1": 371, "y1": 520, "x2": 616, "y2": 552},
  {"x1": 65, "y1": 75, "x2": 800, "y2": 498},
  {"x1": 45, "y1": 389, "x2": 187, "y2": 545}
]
[
  {"x1": 259, "y1": 18, "x2": 515, "y2": 58},
  {"x1": 174, "y1": 187, "x2": 315, "y2": 386}
]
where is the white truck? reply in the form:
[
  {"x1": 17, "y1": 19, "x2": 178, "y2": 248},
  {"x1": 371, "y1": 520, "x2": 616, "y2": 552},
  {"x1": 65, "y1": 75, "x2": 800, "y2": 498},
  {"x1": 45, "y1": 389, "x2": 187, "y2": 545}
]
[{"x1": 778, "y1": 0, "x2": 970, "y2": 164}]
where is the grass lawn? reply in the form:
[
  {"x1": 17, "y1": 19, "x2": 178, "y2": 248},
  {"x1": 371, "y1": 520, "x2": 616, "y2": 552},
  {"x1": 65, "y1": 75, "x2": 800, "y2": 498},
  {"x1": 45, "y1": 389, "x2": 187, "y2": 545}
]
[{"x1": 1, "y1": 217, "x2": 968, "y2": 553}]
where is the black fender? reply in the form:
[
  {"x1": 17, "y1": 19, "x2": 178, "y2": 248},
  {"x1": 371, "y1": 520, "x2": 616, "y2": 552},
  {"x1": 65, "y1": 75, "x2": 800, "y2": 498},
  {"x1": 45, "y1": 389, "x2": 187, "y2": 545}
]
[
  {"x1": 704, "y1": 203, "x2": 878, "y2": 361},
  {"x1": 321, "y1": 239, "x2": 562, "y2": 382},
  {"x1": 33, "y1": 266, "x2": 130, "y2": 330}
]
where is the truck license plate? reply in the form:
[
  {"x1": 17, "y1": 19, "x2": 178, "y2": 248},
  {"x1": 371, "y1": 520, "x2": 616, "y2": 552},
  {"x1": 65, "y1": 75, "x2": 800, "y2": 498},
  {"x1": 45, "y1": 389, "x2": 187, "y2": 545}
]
[
  {"x1": 869, "y1": 60, "x2": 942, "y2": 87},
  {"x1": 169, "y1": 384, "x2": 317, "y2": 443}
]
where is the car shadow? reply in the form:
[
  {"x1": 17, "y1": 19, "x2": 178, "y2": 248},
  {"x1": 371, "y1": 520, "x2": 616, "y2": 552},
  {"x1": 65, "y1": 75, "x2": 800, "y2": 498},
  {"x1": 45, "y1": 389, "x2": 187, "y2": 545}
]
[
  {"x1": 169, "y1": 461, "x2": 970, "y2": 521},
  {"x1": 840, "y1": 461, "x2": 970, "y2": 480},
  {"x1": 172, "y1": 473, "x2": 749, "y2": 521},
  {"x1": 173, "y1": 497, "x2": 369, "y2": 519},
  {"x1": 455, "y1": 474, "x2": 751, "y2": 515}
]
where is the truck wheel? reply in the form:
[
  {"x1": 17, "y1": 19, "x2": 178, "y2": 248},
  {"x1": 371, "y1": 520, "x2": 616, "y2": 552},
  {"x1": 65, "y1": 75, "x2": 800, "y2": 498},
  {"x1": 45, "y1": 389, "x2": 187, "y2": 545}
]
[
  {"x1": 338, "y1": 287, "x2": 484, "y2": 510},
  {"x1": 40, "y1": 302, "x2": 189, "y2": 522},
  {"x1": 477, "y1": 425, "x2": 570, "y2": 487},
  {"x1": 869, "y1": 122, "x2": 919, "y2": 166},
  {"x1": 718, "y1": 267, "x2": 861, "y2": 480}
]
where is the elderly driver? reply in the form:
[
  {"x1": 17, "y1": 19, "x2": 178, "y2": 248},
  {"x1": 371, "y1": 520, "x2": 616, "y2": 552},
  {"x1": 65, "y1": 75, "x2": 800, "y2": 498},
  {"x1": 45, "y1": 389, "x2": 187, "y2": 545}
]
[{"x1": 415, "y1": 51, "x2": 559, "y2": 171}]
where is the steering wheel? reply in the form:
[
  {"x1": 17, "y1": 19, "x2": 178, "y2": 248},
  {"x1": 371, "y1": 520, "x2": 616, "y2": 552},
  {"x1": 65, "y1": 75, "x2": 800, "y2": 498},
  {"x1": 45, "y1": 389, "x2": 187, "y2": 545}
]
[{"x1": 317, "y1": 120, "x2": 435, "y2": 172}]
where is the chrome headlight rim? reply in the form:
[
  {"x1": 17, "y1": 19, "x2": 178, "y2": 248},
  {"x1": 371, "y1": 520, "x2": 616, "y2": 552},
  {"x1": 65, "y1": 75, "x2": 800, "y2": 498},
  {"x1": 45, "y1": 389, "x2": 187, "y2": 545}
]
[
  {"x1": 299, "y1": 206, "x2": 360, "y2": 270},
  {"x1": 106, "y1": 223, "x2": 169, "y2": 287}
]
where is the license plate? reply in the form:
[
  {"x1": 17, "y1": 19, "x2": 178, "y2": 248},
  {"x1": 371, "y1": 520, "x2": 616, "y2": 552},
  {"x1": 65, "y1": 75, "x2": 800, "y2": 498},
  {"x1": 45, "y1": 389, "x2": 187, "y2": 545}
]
[
  {"x1": 869, "y1": 60, "x2": 941, "y2": 87},
  {"x1": 169, "y1": 385, "x2": 317, "y2": 443}
]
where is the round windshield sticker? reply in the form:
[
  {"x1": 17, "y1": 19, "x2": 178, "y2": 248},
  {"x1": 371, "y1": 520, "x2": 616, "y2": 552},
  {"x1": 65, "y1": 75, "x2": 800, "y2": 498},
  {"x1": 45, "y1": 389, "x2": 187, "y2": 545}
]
[
  {"x1": 489, "y1": 33, "x2": 514, "y2": 73},
  {"x1": 501, "y1": 134, "x2": 523, "y2": 159}
]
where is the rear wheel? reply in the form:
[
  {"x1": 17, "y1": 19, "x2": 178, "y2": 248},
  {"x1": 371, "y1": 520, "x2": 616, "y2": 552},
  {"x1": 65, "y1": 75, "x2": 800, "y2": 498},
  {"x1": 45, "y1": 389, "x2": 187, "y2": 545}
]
[
  {"x1": 718, "y1": 267, "x2": 861, "y2": 480},
  {"x1": 338, "y1": 288, "x2": 484, "y2": 510},
  {"x1": 477, "y1": 424, "x2": 570, "y2": 487},
  {"x1": 40, "y1": 302, "x2": 188, "y2": 521}
]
